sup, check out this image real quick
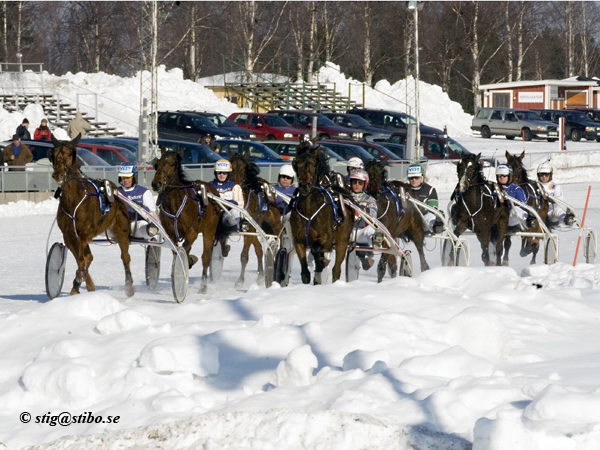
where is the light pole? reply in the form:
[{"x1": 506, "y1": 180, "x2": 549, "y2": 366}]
[
  {"x1": 405, "y1": 1, "x2": 423, "y2": 160},
  {"x1": 16, "y1": 53, "x2": 22, "y2": 72}
]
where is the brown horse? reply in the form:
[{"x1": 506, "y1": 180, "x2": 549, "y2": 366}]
[
  {"x1": 229, "y1": 151, "x2": 282, "y2": 288},
  {"x1": 365, "y1": 159, "x2": 429, "y2": 280},
  {"x1": 505, "y1": 150, "x2": 550, "y2": 264},
  {"x1": 151, "y1": 150, "x2": 221, "y2": 294},
  {"x1": 49, "y1": 134, "x2": 134, "y2": 296},
  {"x1": 451, "y1": 153, "x2": 509, "y2": 266},
  {"x1": 290, "y1": 139, "x2": 354, "y2": 284}
]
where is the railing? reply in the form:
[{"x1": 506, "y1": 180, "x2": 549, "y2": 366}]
[{"x1": 1, "y1": 161, "x2": 417, "y2": 194}]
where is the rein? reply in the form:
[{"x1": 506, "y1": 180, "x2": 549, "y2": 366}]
[
  {"x1": 157, "y1": 178, "x2": 203, "y2": 242},
  {"x1": 457, "y1": 179, "x2": 495, "y2": 230}
]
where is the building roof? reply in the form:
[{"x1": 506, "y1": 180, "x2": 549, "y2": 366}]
[{"x1": 479, "y1": 79, "x2": 600, "y2": 91}]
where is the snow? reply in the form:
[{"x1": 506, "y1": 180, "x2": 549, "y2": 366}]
[{"x1": 3, "y1": 64, "x2": 600, "y2": 450}]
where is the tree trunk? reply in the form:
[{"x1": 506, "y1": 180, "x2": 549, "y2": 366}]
[
  {"x1": 565, "y1": 1, "x2": 574, "y2": 77},
  {"x1": 307, "y1": 1, "x2": 317, "y2": 82},
  {"x1": 362, "y1": 3, "x2": 374, "y2": 86},
  {"x1": 505, "y1": 2, "x2": 513, "y2": 82},
  {"x1": 189, "y1": 4, "x2": 197, "y2": 81}
]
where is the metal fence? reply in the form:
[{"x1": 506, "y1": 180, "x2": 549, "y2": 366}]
[{"x1": 1, "y1": 161, "x2": 418, "y2": 193}]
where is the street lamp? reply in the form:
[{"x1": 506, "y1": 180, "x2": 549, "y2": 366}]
[{"x1": 16, "y1": 53, "x2": 22, "y2": 72}]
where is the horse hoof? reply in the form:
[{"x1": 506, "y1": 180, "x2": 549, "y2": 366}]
[
  {"x1": 502, "y1": 260, "x2": 509, "y2": 266},
  {"x1": 125, "y1": 285, "x2": 135, "y2": 297},
  {"x1": 235, "y1": 280, "x2": 244, "y2": 289},
  {"x1": 199, "y1": 284, "x2": 207, "y2": 294},
  {"x1": 70, "y1": 289, "x2": 80, "y2": 295},
  {"x1": 189, "y1": 254, "x2": 199, "y2": 268}
]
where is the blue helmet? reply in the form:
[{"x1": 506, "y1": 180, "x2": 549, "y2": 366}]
[{"x1": 119, "y1": 162, "x2": 138, "y2": 185}]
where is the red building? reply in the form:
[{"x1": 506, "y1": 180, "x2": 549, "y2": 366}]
[{"x1": 478, "y1": 78, "x2": 600, "y2": 110}]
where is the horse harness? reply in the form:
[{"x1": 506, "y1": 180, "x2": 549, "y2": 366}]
[
  {"x1": 456, "y1": 182, "x2": 497, "y2": 230},
  {"x1": 244, "y1": 181, "x2": 277, "y2": 212},
  {"x1": 378, "y1": 184, "x2": 406, "y2": 224},
  {"x1": 157, "y1": 183, "x2": 206, "y2": 242}
]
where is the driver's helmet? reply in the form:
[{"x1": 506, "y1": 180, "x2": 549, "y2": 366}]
[
  {"x1": 537, "y1": 163, "x2": 553, "y2": 181},
  {"x1": 495, "y1": 164, "x2": 512, "y2": 183},
  {"x1": 349, "y1": 168, "x2": 369, "y2": 190},
  {"x1": 347, "y1": 157, "x2": 364, "y2": 173},
  {"x1": 214, "y1": 159, "x2": 232, "y2": 181},
  {"x1": 279, "y1": 164, "x2": 295, "y2": 180},
  {"x1": 118, "y1": 162, "x2": 138, "y2": 185},
  {"x1": 407, "y1": 164, "x2": 423, "y2": 179}
]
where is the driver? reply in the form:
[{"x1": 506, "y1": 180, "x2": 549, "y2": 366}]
[
  {"x1": 273, "y1": 164, "x2": 297, "y2": 216},
  {"x1": 537, "y1": 163, "x2": 574, "y2": 226},
  {"x1": 209, "y1": 158, "x2": 244, "y2": 235},
  {"x1": 407, "y1": 164, "x2": 443, "y2": 234},
  {"x1": 118, "y1": 162, "x2": 157, "y2": 239},
  {"x1": 349, "y1": 168, "x2": 384, "y2": 270},
  {"x1": 496, "y1": 164, "x2": 528, "y2": 230},
  {"x1": 345, "y1": 157, "x2": 364, "y2": 187}
]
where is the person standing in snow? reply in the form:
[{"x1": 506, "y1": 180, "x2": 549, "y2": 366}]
[
  {"x1": 3, "y1": 134, "x2": 33, "y2": 170},
  {"x1": 34, "y1": 119, "x2": 52, "y2": 141},
  {"x1": 67, "y1": 112, "x2": 92, "y2": 139}
]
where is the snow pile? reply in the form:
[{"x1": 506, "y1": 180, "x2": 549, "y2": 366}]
[
  {"x1": 316, "y1": 62, "x2": 473, "y2": 137},
  {"x1": 0, "y1": 198, "x2": 57, "y2": 218}
]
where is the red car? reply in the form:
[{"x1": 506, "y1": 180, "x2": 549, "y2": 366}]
[
  {"x1": 77, "y1": 143, "x2": 137, "y2": 165},
  {"x1": 228, "y1": 112, "x2": 304, "y2": 141}
]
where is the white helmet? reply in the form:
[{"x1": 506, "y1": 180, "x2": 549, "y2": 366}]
[
  {"x1": 537, "y1": 163, "x2": 553, "y2": 175},
  {"x1": 347, "y1": 157, "x2": 364, "y2": 170},
  {"x1": 279, "y1": 164, "x2": 295, "y2": 179},
  {"x1": 214, "y1": 159, "x2": 231, "y2": 172},
  {"x1": 495, "y1": 165, "x2": 511, "y2": 177},
  {"x1": 349, "y1": 168, "x2": 369, "y2": 189}
]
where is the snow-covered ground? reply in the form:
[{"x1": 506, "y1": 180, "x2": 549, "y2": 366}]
[{"x1": 2, "y1": 65, "x2": 600, "y2": 450}]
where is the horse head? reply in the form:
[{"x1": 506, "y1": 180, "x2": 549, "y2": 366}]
[
  {"x1": 364, "y1": 157, "x2": 388, "y2": 194},
  {"x1": 151, "y1": 150, "x2": 182, "y2": 192},
  {"x1": 457, "y1": 153, "x2": 482, "y2": 193},
  {"x1": 49, "y1": 133, "x2": 82, "y2": 185},
  {"x1": 505, "y1": 150, "x2": 527, "y2": 184},
  {"x1": 293, "y1": 140, "x2": 329, "y2": 194}
]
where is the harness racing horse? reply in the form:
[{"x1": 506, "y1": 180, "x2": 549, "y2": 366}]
[
  {"x1": 451, "y1": 153, "x2": 509, "y2": 266},
  {"x1": 151, "y1": 150, "x2": 221, "y2": 294},
  {"x1": 365, "y1": 158, "x2": 429, "y2": 280},
  {"x1": 290, "y1": 139, "x2": 354, "y2": 284},
  {"x1": 505, "y1": 151, "x2": 550, "y2": 264},
  {"x1": 228, "y1": 152, "x2": 282, "y2": 288},
  {"x1": 49, "y1": 134, "x2": 134, "y2": 296}
]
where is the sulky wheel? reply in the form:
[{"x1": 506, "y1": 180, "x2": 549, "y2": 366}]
[
  {"x1": 145, "y1": 245, "x2": 161, "y2": 291},
  {"x1": 171, "y1": 247, "x2": 189, "y2": 303},
  {"x1": 45, "y1": 242, "x2": 67, "y2": 300}
]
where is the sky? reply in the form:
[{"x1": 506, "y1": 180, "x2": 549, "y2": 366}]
[{"x1": 1, "y1": 65, "x2": 600, "y2": 450}]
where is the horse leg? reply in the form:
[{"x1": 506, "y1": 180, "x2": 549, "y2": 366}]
[
  {"x1": 502, "y1": 236, "x2": 512, "y2": 266},
  {"x1": 331, "y1": 240, "x2": 349, "y2": 283},
  {"x1": 411, "y1": 225, "x2": 430, "y2": 272},
  {"x1": 235, "y1": 236, "x2": 252, "y2": 288},
  {"x1": 254, "y1": 236, "x2": 265, "y2": 283},
  {"x1": 199, "y1": 222, "x2": 217, "y2": 294},
  {"x1": 294, "y1": 242, "x2": 311, "y2": 284},
  {"x1": 313, "y1": 250, "x2": 325, "y2": 285},
  {"x1": 376, "y1": 254, "x2": 388, "y2": 282},
  {"x1": 478, "y1": 228, "x2": 492, "y2": 266},
  {"x1": 83, "y1": 244, "x2": 95, "y2": 291},
  {"x1": 65, "y1": 236, "x2": 85, "y2": 295},
  {"x1": 113, "y1": 227, "x2": 134, "y2": 297},
  {"x1": 452, "y1": 222, "x2": 468, "y2": 266}
]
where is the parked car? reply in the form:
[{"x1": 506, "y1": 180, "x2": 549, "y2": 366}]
[
  {"x1": 267, "y1": 109, "x2": 362, "y2": 140},
  {"x1": 346, "y1": 108, "x2": 445, "y2": 136},
  {"x1": 228, "y1": 113, "x2": 303, "y2": 141},
  {"x1": 531, "y1": 109, "x2": 600, "y2": 142},
  {"x1": 78, "y1": 143, "x2": 137, "y2": 165},
  {"x1": 217, "y1": 140, "x2": 287, "y2": 164},
  {"x1": 156, "y1": 111, "x2": 253, "y2": 143},
  {"x1": 378, "y1": 142, "x2": 407, "y2": 159},
  {"x1": 316, "y1": 141, "x2": 375, "y2": 164},
  {"x1": 81, "y1": 137, "x2": 140, "y2": 154},
  {"x1": 389, "y1": 132, "x2": 475, "y2": 160},
  {"x1": 155, "y1": 139, "x2": 222, "y2": 165},
  {"x1": 322, "y1": 139, "x2": 403, "y2": 163},
  {"x1": 321, "y1": 112, "x2": 392, "y2": 141},
  {"x1": 261, "y1": 139, "x2": 347, "y2": 162},
  {"x1": 575, "y1": 108, "x2": 600, "y2": 134},
  {"x1": 471, "y1": 107, "x2": 558, "y2": 141}
]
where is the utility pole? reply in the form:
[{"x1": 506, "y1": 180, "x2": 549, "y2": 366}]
[
  {"x1": 405, "y1": 1, "x2": 423, "y2": 160},
  {"x1": 139, "y1": 0, "x2": 158, "y2": 163}
]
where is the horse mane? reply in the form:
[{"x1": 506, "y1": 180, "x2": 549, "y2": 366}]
[
  {"x1": 463, "y1": 153, "x2": 487, "y2": 185},
  {"x1": 169, "y1": 150, "x2": 194, "y2": 185},
  {"x1": 245, "y1": 158, "x2": 262, "y2": 190}
]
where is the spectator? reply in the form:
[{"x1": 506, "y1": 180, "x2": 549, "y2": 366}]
[
  {"x1": 67, "y1": 112, "x2": 92, "y2": 139},
  {"x1": 16, "y1": 118, "x2": 31, "y2": 140},
  {"x1": 202, "y1": 133, "x2": 221, "y2": 153},
  {"x1": 2, "y1": 134, "x2": 33, "y2": 171},
  {"x1": 34, "y1": 119, "x2": 52, "y2": 141}
]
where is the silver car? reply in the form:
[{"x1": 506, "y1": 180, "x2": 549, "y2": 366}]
[{"x1": 471, "y1": 107, "x2": 559, "y2": 141}]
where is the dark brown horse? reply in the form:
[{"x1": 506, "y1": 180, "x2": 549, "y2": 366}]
[
  {"x1": 365, "y1": 158, "x2": 429, "y2": 280},
  {"x1": 451, "y1": 153, "x2": 509, "y2": 266},
  {"x1": 229, "y1": 151, "x2": 282, "y2": 288},
  {"x1": 505, "y1": 150, "x2": 550, "y2": 264},
  {"x1": 151, "y1": 150, "x2": 221, "y2": 293},
  {"x1": 49, "y1": 134, "x2": 134, "y2": 296},
  {"x1": 290, "y1": 139, "x2": 354, "y2": 284}
]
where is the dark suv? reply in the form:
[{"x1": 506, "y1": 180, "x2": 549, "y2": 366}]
[
  {"x1": 532, "y1": 109, "x2": 600, "y2": 142},
  {"x1": 157, "y1": 111, "x2": 253, "y2": 143},
  {"x1": 346, "y1": 108, "x2": 444, "y2": 136},
  {"x1": 267, "y1": 109, "x2": 361, "y2": 140},
  {"x1": 321, "y1": 112, "x2": 392, "y2": 141},
  {"x1": 389, "y1": 133, "x2": 474, "y2": 160}
]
